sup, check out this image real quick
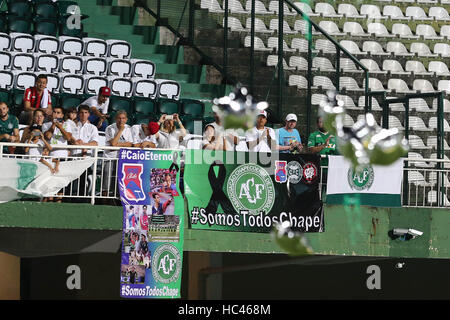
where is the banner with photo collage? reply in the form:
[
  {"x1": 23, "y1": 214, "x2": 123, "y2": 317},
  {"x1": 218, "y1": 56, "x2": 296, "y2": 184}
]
[
  {"x1": 118, "y1": 149, "x2": 183, "y2": 299},
  {"x1": 184, "y1": 150, "x2": 324, "y2": 233}
]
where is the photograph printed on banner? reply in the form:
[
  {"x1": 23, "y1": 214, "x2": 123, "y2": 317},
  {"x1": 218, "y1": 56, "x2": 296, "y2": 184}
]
[
  {"x1": 149, "y1": 192, "x2": 175, "y2": 215},
  {"x1": 120, "y1": 264, "x2": 146, "y2": 285},
  {"x1": 150, "y1": 168, "x2": 179, "y2": 196},
  {"x1": 125, "y1": 205, "x2": 140, "y2": 230},
  {"x1": 148, "y1": 215, "x2": 181, "y2": 243}
]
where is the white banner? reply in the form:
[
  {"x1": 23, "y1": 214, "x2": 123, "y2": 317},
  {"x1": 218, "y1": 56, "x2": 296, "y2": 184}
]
[{"x1": 0, "y1": 158, "x2": 95, "y2": 202}]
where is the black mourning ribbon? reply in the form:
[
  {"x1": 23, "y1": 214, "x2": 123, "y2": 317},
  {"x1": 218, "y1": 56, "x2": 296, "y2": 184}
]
[
  {"x1": 169, "y1": 151, "x2": 179, "y2": 173},
  {"x1": 205, "y1": 160, "x2": 235, "y2": 215}
]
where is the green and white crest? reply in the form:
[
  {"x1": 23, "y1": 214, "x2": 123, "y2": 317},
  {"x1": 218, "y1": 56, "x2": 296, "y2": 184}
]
[
  {"x1": 347, "y1": 165, "x2": 374, "y2": 191},
  {"x1": 151, "y1": 244, "x2": 182, "y2": 284},
  {"x1": 227, "y1": 163, "x2": 275, "y2": 215}
]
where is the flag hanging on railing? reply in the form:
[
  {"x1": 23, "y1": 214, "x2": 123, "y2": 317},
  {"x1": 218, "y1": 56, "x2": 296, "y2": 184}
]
[
  {"x1": 326, "y1": 155, "x2": 404, "y2": 207},
  {"x1": 118, "y1": 149, "x2": 184, "y2": 299},
  {"x1": 0, "y1": 158, "x2": 94, "y2": 203}
]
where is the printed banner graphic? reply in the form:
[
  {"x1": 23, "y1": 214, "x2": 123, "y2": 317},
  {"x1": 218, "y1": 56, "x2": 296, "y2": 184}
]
[
  {"x1": 0, "y1": 158, "x2": 94, "y2": 202},
  {"x1": 184, "y1": 150, "x2": 324, "y2": 233},
  {"x1": 326, "y1": 155, "x2": 404, "y2": 207},
  {"x1": 118, "y1": 149, "x2": 183, "y2": 299}
]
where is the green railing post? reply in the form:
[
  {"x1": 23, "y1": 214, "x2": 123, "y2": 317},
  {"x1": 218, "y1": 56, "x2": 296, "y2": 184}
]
[
  {"x1": 250, "y1": 0, "x2": 255, "y2": 93},
  {"x1": 157, "y1": 0, "x2": 161, "y2": 20},
  {"x1": 365, "y1": 72, "x2": 369, "y2": 112},
  {"x1": 188, "y1": 0, "x2": 195, "y2": 45},
  {"x1": 277, "y1": 0, "x2": 284, "y2": 118},
  {"x1": 382, "y1": 96, "x2": 389, "y2": 129},
  {"x1": 306, "y1": 18, "x2": 312, "y2": 139},
  {"x1": 335, "y1": 47, "x2": 340, "y2": 93},
  {"x1": 437, "y1": 91, "x2": 444, "y2": 207}
]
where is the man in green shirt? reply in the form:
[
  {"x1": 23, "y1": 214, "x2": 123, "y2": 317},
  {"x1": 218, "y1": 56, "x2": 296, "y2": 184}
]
[
  {"x1": 0, "y1": 102, "x2": 20, "y2": 154},
  {"x1": 307, "y1": 116, "x2": 339, "y2": 168}
]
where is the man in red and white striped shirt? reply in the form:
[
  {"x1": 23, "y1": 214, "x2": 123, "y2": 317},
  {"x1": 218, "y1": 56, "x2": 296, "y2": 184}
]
[{"x1": 22, "y1": 74, "x2": 53, "y2": 124}]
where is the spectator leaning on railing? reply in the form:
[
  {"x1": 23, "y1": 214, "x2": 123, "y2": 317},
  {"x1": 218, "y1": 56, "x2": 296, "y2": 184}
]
[
  {"x1": 277, "y1": 113, "x2": 303, "y2": 154},
  {"x1": 245, "y1": 110, "x2": 277, "y2": 152},
  {"x1": 131, "y1": 121, "x2": 158, "y2": 149},
  {"x1": 22, "y1": 74, "x2": 52, "y2": 125},
  {"x1": 0, "y1": 102, "x2": 20, "y2": 154}
]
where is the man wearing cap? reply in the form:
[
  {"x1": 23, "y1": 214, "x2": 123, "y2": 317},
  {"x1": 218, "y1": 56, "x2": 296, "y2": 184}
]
[
  {"x1": 80, "y1": 86, "x2": 111, "y2": 131},
  {"x1": 277, "y1": 113, "x2": 303, "y2": 153},
  {"x1": 131, "y1": 121, "x2": 158, "y2": 149},
  {"x1": 245, "y1": 110, "x2": 277, "y2": 152}
]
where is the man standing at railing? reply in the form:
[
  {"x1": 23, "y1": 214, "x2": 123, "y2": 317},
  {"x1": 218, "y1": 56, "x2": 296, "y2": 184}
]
[
  {"x1": 277, "y1": 113, "x2": 303, "y2": 154},
  {"x1": 103, "y1": 110, "x2": 134, "y2": 196},
  {"x1": 246, "y1": 110, "x2": 277, "y2": 152},
  {"x1": 0, "y1": 102, "x2": 20, "y2": 154}
]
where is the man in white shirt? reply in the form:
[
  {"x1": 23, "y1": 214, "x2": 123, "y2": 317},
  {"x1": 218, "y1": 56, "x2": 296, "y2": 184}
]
[
  {"x1": 205, "y1": 111, "x2": 239, "y2": 151},
  {"x1": 131, "y1": 121, "x2": 158, "y2": 149},
  {"x1": 43, "y1": 106, "x2": 73, "y2": 159},
  {"x1": 245, "y1": 110, "x2": 277, "y2": 152},
  {"x1": 80, "y1": 86, "x2": 111, "y2": 131},
  {"x1": 103, "y1": 110, "x2": 134, "y2": 196},
  {"x1": 71, "y1": 105, "x2": 99, "y2": 157}
]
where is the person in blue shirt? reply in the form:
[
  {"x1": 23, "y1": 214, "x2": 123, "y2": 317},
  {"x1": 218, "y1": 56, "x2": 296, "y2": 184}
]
[{"x1": 277, "y1": 113, "x2": 303, "y2": 153}]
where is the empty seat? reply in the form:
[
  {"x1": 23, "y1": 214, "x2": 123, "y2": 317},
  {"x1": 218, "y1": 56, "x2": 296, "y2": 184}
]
[
  {"x1": 416, "y1": 24, "x2": 443, "y2": 40},
  {"x1": 10, "y1": 32, "x2": 34, "y2": 53},
  {"x1": 225, "y1": 17, "x2": 247, "y2": 32},
  {"x1": 381, "y1": 115, "x2": 404, "y2": 130},
  {"x1": 409, "y1": 116, "x2": 432, "y2": 131},
  {"x1": 383, "y1": 5, "x2": 410, "y2": 20},
  {"x1": 429, "y1": 117, "x2": 450, "y2": 132},
  {"x1": 269, "y1": 1, "x2": 296, "y2": 15},
  {"x1": 288, "y1": 56, "x2": 308, "y2": 70},
  {"x1": 13, "y1": 71, "x2": 36, "y2": 90},
  {"x1": 158, "y1": 98, "x2": 181, "y2": 115},
  {"x1": 405, "y1": 6, "x2": 433, "y2": 20},
  {"x1": 392, "y1": 23, "x2": 419, "y2": 39},
  {"x1": 383, "y1": 59, "x2": 409, "y2": 74},
  {"x1": 291, "y1": 38, "x2": 309, "y2": 52},
  {"x1": 133, "y1": 78, "x2": 158, "y2": 99},
  {"x1": 427, "y1": 136, "x2": 450, "y2": 150},
  {"x1": 365, "y1": 77, "x2": 387, "y2": 91},
  {"x1": 315, "y1": 39, "x2": 336, "y2": 53},
  {"x1": 34, "y1": 19, "x2": 58, "y2": 37},
  {"x1": 156, "y1": 79, "x2": 181, "y2": 100},
  {"x1": 11, "y1": 53, "x2": 34, "y2": 71},
  {"x1": 340, "y1": 40, "x2": 367, "y2": 55},
  {"x1": 60, "y1": 55, "x2": 83, "y2": 74},
  {"x1": 388, "y1": 78, "x2": 413, "y2": 93},
  {"x1": 432, "y1": 98, "x2": 450, "y2": 113},
  {"x1": 8, "y1": 1, "x2": 33, "y2": 18},
  {"x1": 84, "y1": 75, "x2": 108, "y2": 95},
  {"x1": 288, "y1": 75, "x2": 308, "y2": 89},
  {"x1": 267, "y1": 37, "x2": 295, "y2": 52},
  {"x1": 428, "y1": 61, "x2": 450, "y2": 76},
  {"x1": 386, "y1": 41, "x2": 414, "y2": 56},
  {"x1": 0, "y1": 52, "x2": 12, "y2": 70},
  {"x1": 60, "y1": 73, "x2": 84, "y2": 94},
  {"x1": 362, "y1": 41, "x2": 389, "y2": 55},
  {"x1": 0, "y1": 71, "x2": 14, "y2": 89},
  {"x1": 407, "y1": 171, "x2": 430, "y2": 187},
  {"x1": 315, "y1": 2, "x2": 343, "y2": 17},
  {"x1": 429, "y1": 7, "x2": 450, "y2": 20},
  {"x1": 360, "y1": 58, "x2": 385, "y2": 74},
  {"x1": 343, "y1": 114, "x2": 355, "y2": 126},
  {"x1": 269, "y1": 19, "x2": 296, "y2": 34},
  {"x1": 438, "y1": 80, "x2": 450, "y2": 94},
  {"x1": 59, "y1": 36, "x2": 84, "y2": 56},
  {"x1": 340, "y1": 76, "x2": 364, "y2": 91},
  {"x1": 134, "y1": 96, "x2": 157, "y2": 115},
  {"x1": 368, "y1": 22, "x2": 395, "y2": 37},
  {"x1": 245, "y1": 17, "x2": 272, "y2": 33},
  {"x1": 0, "y1": 33, "x2": 11, "y2": 51},
  {"x1": 408, "y1": 152, "x2": 431, "y2": 167},
  {"x1": 35, "y1": 54, "x2": 59, "y2": 73},
  {"x1": 131, "y1": 59, "x2": 156, "y2": 79},
  {"x1": 410, "y1": 42, "x2": 437, "y2": 57},
  {"x1": 411, "y1": 98, "x2": 433, "y2": 112},
  {"x1": 408, "y1": 135, "x2": 431, "y2": 150},
  {"x1": 106, "y1": 39, "x2": 131, "y2": 59},
  {"x1": 338, "y1": 3, "x2": 365, "y2": 18},
  {"x1": 246, "y1": 0, "x2": 272, "y2": 15},
  {"x1": 83, "y1": 38, "x2": 108, "y2": 57},
  {"x1": 181, "y1": 99, "x2": 205, "y2": 118},
  {"x1": 405, "y1": 60, "x2": 433, "y2": 75},
  {"x1": 8, "y1": 16, "x2": 32, "y2": 34},
  {"x1": 266, "y1": 55, "x2": 294, "y2": 70},
  {"x1": 44, "y1": 73, "x2": 60, "y2": 94},
  {"x1": 108, "y1": 76, "x2": 133, "y2": 97},
  {"x1": 107, "y1": 58, "x2": 132, "y2": 77},
  {"x1": 83, "y1": 57, "x2": 107, "y2": 76},
  {"x1": 434, "y1": 43, "x2": 450, "y2": 57},
  {"x1": 427, "y1": 191, "x2": 450, "y2": 206},
  {"x1": 201, "y1": 0, "x2": 224, "y2": 12},
  {"x1": 319, "y1": 21, "x2": 345, "y2": 36},
  {"x1": 340, "y1": 58, "x2": 363, "y2": 72},
  {"x1": 292, "y1": 2, "x2": 320, "y2": 16},
  {"x1": 312, "y1": 93, "x2": 326, "y2": 106},
  {"x1": 343, "y1": 22, "x2": 369, "y2": 36},
  {"x1": 34, "y1": 35, "x2": 59, "y2": 54},
  {"x1": 244, "y1": 36, "x2": 271, "y2": 51},
  {"x1": 337, "y1": 94, "x2": 359, "y2": 109},
  {"x1": 313, "y1": 76, "x2": 336, "y2": 90},
  {"x1": 313, "y1": 57, "x2": 334, "y2": 71}
]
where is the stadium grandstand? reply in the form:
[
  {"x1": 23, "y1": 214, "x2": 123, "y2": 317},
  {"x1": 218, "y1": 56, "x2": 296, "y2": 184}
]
[{"x1": 0, "y1": 0, "x2": 449, "y2": 300}]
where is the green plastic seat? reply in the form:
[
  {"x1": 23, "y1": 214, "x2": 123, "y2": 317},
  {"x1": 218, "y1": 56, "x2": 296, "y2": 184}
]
[
  {"x1": 158, "y1": 98, "x2": 181, "y2": 115},
  {"x1": 59, "y1": 93, "x2": 84, "y2": 110},
  {"x1": 109, "y1": 96, "x2": 133, "y2": 114},
  {"x1": 8, "y1": 16, "x2": 32, "y2": 34},
  {"x1": 134, "y1": 114, "x2": 151, "y2": 125},
  {"x1": 7, "y1": 2, "x2": 33, "y2": 19},
  {"x1": 134, "y1": 97, "x2": 157, "y2": 116},
  {"x1": 57, "y1": 1, "x2": 78, "y2": 16},
  {"x1": 0, "y1": 89, "x2": 12, "y2": 106},
  {"x1": 59, "y1": 17, "x2": 84, "y2": 38},
  {"x1": 35, "y1": 2, "x2": 59, "y2": 20},
  {"x1": 0, "y1": 14, "x2": 7, "y2": 33},
  {"x1": 12, "y1": 89, "x2": 24, "y2": 109},
  {"x1": 181, "y1": 99, "x2": 205, "y2": 117},
  {"x1": 34, "y1": 19, "x2": 58, "y2": 36}
]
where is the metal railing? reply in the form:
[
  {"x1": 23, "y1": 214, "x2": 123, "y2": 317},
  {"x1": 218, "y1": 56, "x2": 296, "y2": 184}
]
[{"x1": 2, "y1": 141, "x2": 450, "y2": 208}]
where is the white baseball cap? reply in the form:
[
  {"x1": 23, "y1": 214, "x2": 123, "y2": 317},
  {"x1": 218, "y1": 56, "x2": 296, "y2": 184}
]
[
  {"x1": 257, "y1": 110, "x2": 268, "y2": 118},
  {"x1": 286, "y1": 113, "x2": 297, "y2": 122}
]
